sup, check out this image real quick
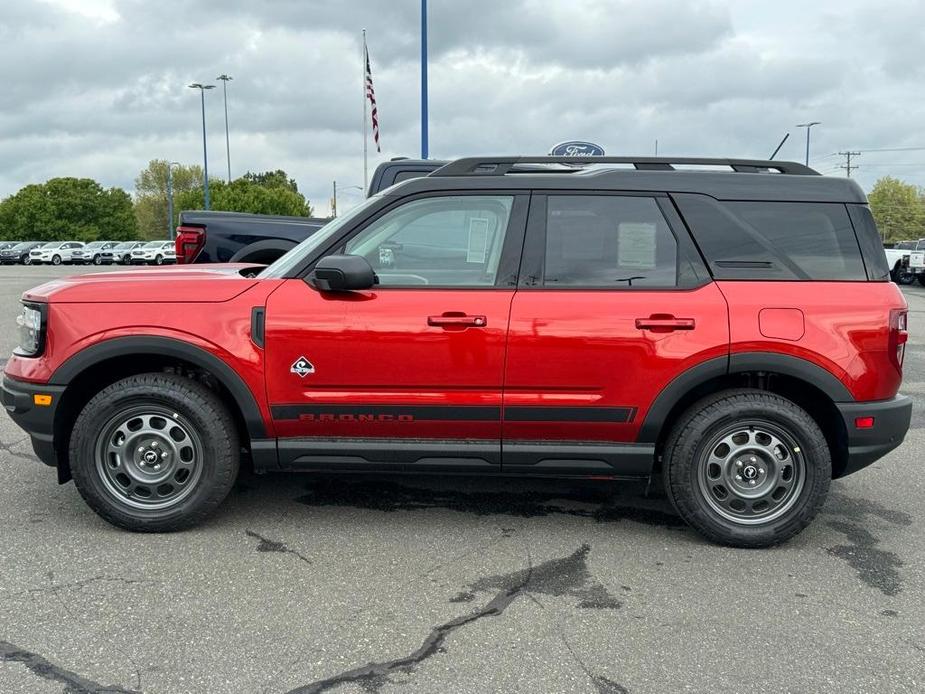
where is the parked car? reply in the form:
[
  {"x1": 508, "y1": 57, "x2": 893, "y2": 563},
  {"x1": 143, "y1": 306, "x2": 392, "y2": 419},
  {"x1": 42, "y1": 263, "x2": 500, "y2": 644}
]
[
  {"x1": 1, "y1": 155, "x2": 909, "y2": 548},
  {"x1": 71, "y1": 241, "x2": 117, "y2": 265},
  {"x1": 0, "y1": 242, "x2": 17, "y2": 252},
  {"x1": 884, "y1": 240, "x2": 918, "y2": 284},
  {"x1": 130, "y1": 240, "x2": 176, "y2": 265},
  {"x1": 0, "y1": 241, "x2": 44, "y2": 265},
  {"x1": 28, "y1": 241, "x2": 84, "y2": 265},
  {"x1": 174, "y1": 159, "x2": 442, "y2": 265},
  {"x1": 103, "y1": 241, "x2": 145, "y2": 265}
]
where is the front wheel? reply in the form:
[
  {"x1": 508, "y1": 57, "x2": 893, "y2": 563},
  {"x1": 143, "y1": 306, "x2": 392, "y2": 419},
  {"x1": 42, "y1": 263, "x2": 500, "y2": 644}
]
[
  {"x1": 154, "y1": 254, "x2": 164, "y2": 265},
  {"x1": 69, "y1": 373, "x2": 240, "y2": 532},
  {"x1": 663, "y1": 389, "x2": 830, "y2": 548},
  {"x1": 23, "y1": 256, "x2": 32, "y2": 265},
  {"x1": 51, "y1": 255, "x2": 61, "y2": 266},
  {"x1": 93, "y1": 254, "x2": 103, "y2": 265}
]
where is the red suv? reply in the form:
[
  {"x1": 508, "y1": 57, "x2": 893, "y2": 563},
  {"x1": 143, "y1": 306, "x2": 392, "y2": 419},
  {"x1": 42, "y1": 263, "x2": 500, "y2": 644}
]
[{"x1": 1, "y1": 156, "x2": 911, "y2": 547}]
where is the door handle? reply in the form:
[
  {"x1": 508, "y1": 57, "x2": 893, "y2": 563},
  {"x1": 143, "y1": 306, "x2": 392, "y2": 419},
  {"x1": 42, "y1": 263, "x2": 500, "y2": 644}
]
[
  {"x1": 427, "y1": 313, "x2": 487, "y2": 328},
  {"x1": 635, "y1": 315, "x2": 695, "y2": 331}
]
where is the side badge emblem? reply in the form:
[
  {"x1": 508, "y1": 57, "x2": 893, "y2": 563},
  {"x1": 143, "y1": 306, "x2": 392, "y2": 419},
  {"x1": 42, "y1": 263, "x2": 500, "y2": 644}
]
[{"x1": 290, "y1": 356, "x2": 315, "y2": 378}]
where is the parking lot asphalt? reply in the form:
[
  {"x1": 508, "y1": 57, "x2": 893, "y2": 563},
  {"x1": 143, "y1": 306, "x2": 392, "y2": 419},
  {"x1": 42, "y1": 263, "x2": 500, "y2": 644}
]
[{"x1": 0, "y1": 265, "x2": 923, "y2": 694}]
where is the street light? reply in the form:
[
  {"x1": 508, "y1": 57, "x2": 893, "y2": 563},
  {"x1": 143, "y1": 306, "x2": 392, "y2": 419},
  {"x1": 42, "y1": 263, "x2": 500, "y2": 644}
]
[
  {"x1": 166, "y1": 161, "x2": 181, "y2": 239},
  {"x1": 216, "y1": 74, "x2": 233, "y2": 182},
  {"x1": 795, "y1": 121, "x2": 821, "y2": 166},
  {"x1": 332, "y1": 181, "x2": 364, "y2": 217},
  {"x1": 188, "y1": 83, "x2": 215, "y2": 209}
]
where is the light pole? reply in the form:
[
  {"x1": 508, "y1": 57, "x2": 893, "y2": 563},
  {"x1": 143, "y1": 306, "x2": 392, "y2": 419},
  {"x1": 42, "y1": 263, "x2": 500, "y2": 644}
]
[
  {"x1": 216, "y1": 74, "x2": 233, "y2": 182},
  {"x1": 421, "y1": 0, "x2": 428, "y2": 159},
  {"x1": 332, "y1": 181, "x2": 363, "y2": 218},
  {"x1": 189, "y1": 83, "x2": 215, "y2": 209},
  {"x1": 795, "y1": 121, "x2": 820, "y2": 166},
  {"x1": 166, "y1": 161, "x2": 181, "y2": 239}
]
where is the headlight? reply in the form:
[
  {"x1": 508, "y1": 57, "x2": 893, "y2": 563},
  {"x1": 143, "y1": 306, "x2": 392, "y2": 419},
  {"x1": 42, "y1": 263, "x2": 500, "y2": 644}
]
[{"x1": 15, "y1": 303, "x2": 45, "y2": 357}]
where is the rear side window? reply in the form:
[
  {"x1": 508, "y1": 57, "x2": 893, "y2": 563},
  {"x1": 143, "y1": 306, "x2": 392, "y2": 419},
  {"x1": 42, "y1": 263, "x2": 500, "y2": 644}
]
[
  {"x1": 544, "y1": 195, "x2": 679, "y2": 287},
  {"x1": 846, "y1": 204, "x2": 889, "y2": 280},
  {"x1": 674, "y1": 194, "x2": 867, "y2": 280}
]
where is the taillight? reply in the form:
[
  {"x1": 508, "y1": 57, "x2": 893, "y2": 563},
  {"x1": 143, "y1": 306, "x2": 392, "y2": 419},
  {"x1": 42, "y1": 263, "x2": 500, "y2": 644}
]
[
  {"x1": 889, "y1": 308, "x2": 908, "y2": 370},
  {"x1": 175, "y1": 226, "x2": 205, "y2": 264}
]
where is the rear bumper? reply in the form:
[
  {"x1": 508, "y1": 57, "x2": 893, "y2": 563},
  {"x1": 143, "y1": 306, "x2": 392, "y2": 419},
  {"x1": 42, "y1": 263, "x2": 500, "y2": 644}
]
[
  {"x1": 1, "y1": 375, "x2": 65, "y2": 469},
  {"x1": 835, "y1": 395, "x2": 912, "y2": 478}
]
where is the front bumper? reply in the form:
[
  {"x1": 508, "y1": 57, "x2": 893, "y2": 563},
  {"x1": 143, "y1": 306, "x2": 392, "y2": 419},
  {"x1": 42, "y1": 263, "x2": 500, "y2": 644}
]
[
  {"x1": 835, "y1": 395, "x2": 912, "y2": 477},
  {"x1": 1, "y1": 375, "x2": 65, "y2": 469}
]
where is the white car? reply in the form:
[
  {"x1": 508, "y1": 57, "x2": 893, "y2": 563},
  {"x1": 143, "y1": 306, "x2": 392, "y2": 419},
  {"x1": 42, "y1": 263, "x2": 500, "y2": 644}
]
[
  {"x1": 130, "y1": 240, "x2": 176, "y2": 265},
  {"x1": 29, "y1": 241, "x2": 85, "y2": 265}
]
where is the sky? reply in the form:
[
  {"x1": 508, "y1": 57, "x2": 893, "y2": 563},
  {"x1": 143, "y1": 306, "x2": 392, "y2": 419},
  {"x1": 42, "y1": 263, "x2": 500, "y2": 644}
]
[{"x1": 2, "y1": 0, "x2": 924, "y2": 215}]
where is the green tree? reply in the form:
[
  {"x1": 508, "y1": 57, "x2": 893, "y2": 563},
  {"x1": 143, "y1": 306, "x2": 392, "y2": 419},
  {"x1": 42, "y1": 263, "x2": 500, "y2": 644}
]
[
  {"x1": 868, "y1": 176, "x2": 925, "y2": 242},
  {"x1": 0, "y1": 177, "x2": 136, "y2": 241},
  {"x1": 175, "y1": 173, "x2": 313, "y2": 218},
  {"x1": 240, "y1": 169, "x2": 300, "y2": 193},
  {"x1": 133, "y1": 159, "x2": 204, "y2": 239}
]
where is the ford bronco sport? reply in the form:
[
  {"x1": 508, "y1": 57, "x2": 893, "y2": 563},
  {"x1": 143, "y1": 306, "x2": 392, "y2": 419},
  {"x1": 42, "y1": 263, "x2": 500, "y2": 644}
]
[{"x1": 2, "y1": 156, "x2": 911, "y2": 547}]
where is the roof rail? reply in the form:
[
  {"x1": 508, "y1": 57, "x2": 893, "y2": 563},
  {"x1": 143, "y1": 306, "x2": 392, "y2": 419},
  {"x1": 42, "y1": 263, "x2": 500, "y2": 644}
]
[{"x1": 431, "y1": 156, "x2": 819, "y2": 177}]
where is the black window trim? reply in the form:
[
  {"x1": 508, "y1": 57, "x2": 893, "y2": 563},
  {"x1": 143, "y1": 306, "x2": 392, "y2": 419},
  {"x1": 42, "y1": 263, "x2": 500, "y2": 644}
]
[
  {"x1": 518, "y1": 190, "x2": 710, "y2": 292},
  {"x1": 288, "y1": 190, "x2": 531, "y2": 290}
]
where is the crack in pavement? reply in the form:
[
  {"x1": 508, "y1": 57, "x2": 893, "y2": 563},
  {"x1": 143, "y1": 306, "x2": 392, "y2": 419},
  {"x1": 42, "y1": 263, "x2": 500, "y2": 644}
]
[
  {"x1": 285, "y1": 544, "x2": 618, "y2": 693},
  {"x1": 10, "y1": 575, "x2": 147, "y2": 599},
  {"x1": 0, "y1": 639, "x2": 140, "y2": 694},
  {"x1": 246, "y1": 530, "x2": 312, "y2": 565}
]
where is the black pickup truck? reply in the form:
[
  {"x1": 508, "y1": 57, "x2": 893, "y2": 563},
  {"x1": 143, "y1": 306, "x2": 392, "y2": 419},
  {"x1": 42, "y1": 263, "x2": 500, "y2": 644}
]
[{"x1": 175, "y1": 159, "x2": 444, "y2": 264}]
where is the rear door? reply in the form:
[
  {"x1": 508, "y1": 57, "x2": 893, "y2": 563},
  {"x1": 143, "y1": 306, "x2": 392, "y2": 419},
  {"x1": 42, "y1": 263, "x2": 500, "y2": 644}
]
[
  {"x1": 264, "y1": 192, "x2": 529, "y2": 472},
  {"x1": 502, "y1": 193, "x2": 728, "y2": 475}
]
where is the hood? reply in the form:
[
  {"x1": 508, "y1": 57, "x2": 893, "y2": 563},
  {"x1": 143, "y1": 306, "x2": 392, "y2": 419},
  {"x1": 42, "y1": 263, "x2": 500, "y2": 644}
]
[{"x1": 23, "y1": 263, "x2": 266, "y2": 304}]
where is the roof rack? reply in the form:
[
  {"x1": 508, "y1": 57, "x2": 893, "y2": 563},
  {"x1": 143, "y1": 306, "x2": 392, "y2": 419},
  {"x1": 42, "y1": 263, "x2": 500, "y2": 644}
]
[{"x1": 431, "y1": 156, "x2": 819, "y2": 177}]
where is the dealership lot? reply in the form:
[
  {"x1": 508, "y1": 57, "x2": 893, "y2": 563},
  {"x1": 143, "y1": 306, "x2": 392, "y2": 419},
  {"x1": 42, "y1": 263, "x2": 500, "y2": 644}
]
[{"x1": 0, "y1": 266, "x2": 923, "y2": 693}]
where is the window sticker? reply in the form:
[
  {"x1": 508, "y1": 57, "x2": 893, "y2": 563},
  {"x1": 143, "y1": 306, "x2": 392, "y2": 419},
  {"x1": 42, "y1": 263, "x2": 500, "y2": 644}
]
[
  {"x1": 467, "y1": 217, "x2": 490, "y2": 263},
  {"x1": 617, "y1": 222, "x2": 657, "y2": 268}
]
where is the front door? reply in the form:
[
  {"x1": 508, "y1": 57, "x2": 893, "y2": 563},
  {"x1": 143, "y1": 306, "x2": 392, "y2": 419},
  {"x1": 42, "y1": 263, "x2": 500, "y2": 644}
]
[
  {"x1": 502, "y1": 193, "x2": 729, "y2": 475},
  {"x1": 264, "y1": 193, "x2": 528, "y2": 472}
]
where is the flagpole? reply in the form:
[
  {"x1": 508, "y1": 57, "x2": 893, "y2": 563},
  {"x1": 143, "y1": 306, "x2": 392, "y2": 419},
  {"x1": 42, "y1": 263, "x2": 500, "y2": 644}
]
[{"x1": 362, "y1": 29, "x2": 368, "y2": 195}]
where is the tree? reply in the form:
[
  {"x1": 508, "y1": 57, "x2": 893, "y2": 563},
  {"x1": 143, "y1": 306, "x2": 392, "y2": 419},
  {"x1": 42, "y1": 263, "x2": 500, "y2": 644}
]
[
  {"x1": 175, "y1": 172, "x2": 313, "y2": 218},
  {"x1": 240, "y1": 169, "x2": 299, "y2": 193},
  {"x1": 0, "y1": 177, "x2": 137, "y2": 241},
  {"x1": 133, "y1": 160, "x2": 203, "y2": 239},
  {"x1": 868, "y1": 176, "x2": 925, "y2": 243}
]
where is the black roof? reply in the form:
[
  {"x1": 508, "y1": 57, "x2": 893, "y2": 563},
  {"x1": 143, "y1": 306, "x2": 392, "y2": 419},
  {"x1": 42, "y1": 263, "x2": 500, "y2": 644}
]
[{"x1": 380, "y1": 156, "x2": 868, "y2": 204}]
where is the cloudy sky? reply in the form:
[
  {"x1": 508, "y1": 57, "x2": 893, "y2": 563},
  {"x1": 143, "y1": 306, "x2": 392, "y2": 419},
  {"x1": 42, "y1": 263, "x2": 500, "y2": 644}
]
[{"x1": 2, "y1": 0, "x2": 924, "y2": 215}]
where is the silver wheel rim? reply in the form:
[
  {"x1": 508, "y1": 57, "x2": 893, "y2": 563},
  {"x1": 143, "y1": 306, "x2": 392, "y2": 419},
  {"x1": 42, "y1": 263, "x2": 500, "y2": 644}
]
[
  {"x1": 696, "y1": 420, "x2": 806, "y2": 525},
  {"x1": 94, "y1": 405, "x2": 204, "y2": 511}
]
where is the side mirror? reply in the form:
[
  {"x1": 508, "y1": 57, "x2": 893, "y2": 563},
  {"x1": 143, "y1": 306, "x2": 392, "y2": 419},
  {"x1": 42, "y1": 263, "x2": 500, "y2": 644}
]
[{"x1": 310, "y1": 254, "x2": 377, "y2": 291}]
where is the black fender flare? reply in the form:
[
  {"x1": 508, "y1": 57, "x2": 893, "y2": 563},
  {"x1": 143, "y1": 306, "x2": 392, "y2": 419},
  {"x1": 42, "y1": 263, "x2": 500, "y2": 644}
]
[
  {"x1": 637, "y1": 352, "x2": 852, "y2": 443},
  {"x1": 51, "y1": 336, "x2": 266, "y2": 439},
  {"x1": 229, "y1": 239, "x2": 296, "y2": 264}
]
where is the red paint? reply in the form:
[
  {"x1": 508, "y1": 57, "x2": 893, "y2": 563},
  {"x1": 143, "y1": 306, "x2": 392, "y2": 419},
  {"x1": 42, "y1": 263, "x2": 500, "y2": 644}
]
[
  {"x1": 855, "y1": 417, "x2": 875, "y2": 429},
  {"x1": 719, "y1": 281, "x2": 907, "y2": 401}
]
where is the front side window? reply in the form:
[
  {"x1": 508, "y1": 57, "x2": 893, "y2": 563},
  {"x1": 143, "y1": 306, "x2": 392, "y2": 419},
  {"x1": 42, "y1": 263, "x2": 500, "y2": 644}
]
[
  {"x1": 345, "y1": 195, "x2": 514, "y2": 287},
  {"x1": 543, "y1": 195, "x2": 678, "y2": 288}
]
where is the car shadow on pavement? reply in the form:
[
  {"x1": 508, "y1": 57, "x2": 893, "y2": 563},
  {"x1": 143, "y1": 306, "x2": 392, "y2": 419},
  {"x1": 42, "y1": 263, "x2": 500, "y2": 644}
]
[{"x1": 231, "y1": 470, "x2": 688, "y2": 529}]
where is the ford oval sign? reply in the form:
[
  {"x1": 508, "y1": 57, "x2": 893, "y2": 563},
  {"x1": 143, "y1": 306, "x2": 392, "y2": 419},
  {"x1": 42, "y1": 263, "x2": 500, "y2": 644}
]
[{"x1": 549, "y1": 141, "x2": 606, "y2": 157}]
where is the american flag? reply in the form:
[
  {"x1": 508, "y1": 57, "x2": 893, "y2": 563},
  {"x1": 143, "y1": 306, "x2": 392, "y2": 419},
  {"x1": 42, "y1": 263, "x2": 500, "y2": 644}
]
[{"x1": 365, "y1": 46, "x2": 380, "y2": 153}]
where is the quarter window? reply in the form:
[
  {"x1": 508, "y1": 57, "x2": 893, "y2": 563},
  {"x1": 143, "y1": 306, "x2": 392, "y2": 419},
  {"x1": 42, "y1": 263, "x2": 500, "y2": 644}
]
[
  {"x1": 345, "y1": 195, "x2": 514, "y2": 287},
  {"x1": 543, "y1": 195, "x2": 678, "y2": 287}
]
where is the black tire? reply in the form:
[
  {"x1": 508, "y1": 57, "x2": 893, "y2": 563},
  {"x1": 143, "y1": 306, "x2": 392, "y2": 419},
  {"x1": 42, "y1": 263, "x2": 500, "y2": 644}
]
[
  {"x1": 917, "y1": 274, "x2": 925, "y2": 287},
  {"x1": 663, "y1": 389, "x2": 830, "y2": 548},
  {"x1": 51, "y1": 255, "x2": 61, "y2": 266},
  {"x1": 892, "y1": 263, "x2": 915, "y2": 285},
  {"x1": 154, "y1": 254, "x2": 164, "y2": 265},
  {"x1": 93, "y1": 254, "x2": 103, "y2": 265},
  {"x1": 23, "y1": 256, "x2": 32, "y2": 265},
  {"x1": 69, "y1": 373, "x2": 239, "y2": 532}
]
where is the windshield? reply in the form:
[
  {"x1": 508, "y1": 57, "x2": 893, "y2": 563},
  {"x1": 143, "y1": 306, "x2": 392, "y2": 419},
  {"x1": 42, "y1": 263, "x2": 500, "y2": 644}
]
[
  {"x1": 144, "y1": 241, "x2": 166, "y2": 248},
  {"x1": 261, "y1": 195, "x2": 381, "y2": 278},
  {"x1": 43, "y1": 242, "x2": 64, "y2": 249},
  {"x1": 113, "y1": 242, "x2": 134, "y2": 249},
  {"x1": 10, "y1": 243, "x2": 29, "y2": 250},
  {"x1": 85, "y1": 242, "x2": 105, "y2": 248}
]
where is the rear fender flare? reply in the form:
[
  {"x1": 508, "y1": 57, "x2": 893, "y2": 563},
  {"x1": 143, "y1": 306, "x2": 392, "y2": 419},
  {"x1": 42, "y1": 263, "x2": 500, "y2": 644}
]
[{"x1": 229, "y1": 239, "x2": 296, "y2": 264}]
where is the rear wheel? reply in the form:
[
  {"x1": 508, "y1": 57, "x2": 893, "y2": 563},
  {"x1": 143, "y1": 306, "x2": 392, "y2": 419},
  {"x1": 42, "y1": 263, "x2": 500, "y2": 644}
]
[
  {"x1": 917, "y1": 274, "x2": 925, "y2": 287},
  {"x1": 23, "y1": 256, "x2": 32, "y2": 265},
  {"x1": 663, "y1": 389, "x2": 830, "y2": 548},
  {"x1": 154, "y1": 254, "x2": 164, "y2": 265},
  {"x1": 69, "y1": 373, "x2": 239, "y2": 532},
  {"x1": 93, "y1": 254, "x2": 103, "y2": 265},
  {"x1": 892, "y1": 263, "x2": 915, "y2": 285},
  {"x1": 51, "y1": 255, "x2": 61, "y2": 265}
]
